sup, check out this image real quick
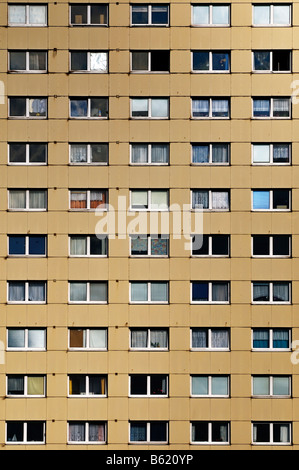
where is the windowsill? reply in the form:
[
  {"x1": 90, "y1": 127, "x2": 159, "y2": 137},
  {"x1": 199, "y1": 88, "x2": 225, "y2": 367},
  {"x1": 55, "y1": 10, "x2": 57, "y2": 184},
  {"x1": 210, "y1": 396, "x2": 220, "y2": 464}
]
[
  {"x1": 8, "y1": 163, "x2": 47, "y2": 166},
  {"x1": 252, "y1": 302, "x2": 291, "y2": 305},
  {"x1": 251, "y1": 256, "x2": 291, "y2": 259},
  {"x1": 252, "y1": 71, "x2": 291, "y2": 74},
  {"x1": 7, "y1": 302, "x2": 46, "y2": 305},
  {"x1": 252, "y1": 348, "x2": 291, "y2": 352},
  {"x1": 192, "y1": 71, "x2": 230, "y2": 74},
  {"x1": 8, "y1": 255, "x2": 47, "y2": 258},
  {"x1": 191, "y1": 301, "x2": 230, "y2": 305},
  {"x1": 130, "y1": 348, "x2": 168, "y2": 351},
  {"x1": 252, "y1": 117, "x2": 291, "y2": 120},
  {"x1": 67, "y1": 441, "x2": 106, "y2": 445},
  {"x1": 69, "y1": 255, "x2": 108, "y2": 258},
  {"x1": 252, "y1": 395, "x2": 291, "y2": 399},
  {"x1": 191, "y1": 255, "x2": 230, "y2": 258},
  {"x1": 69, "y1": 163, "x2": 108, "y2": 166},
  {"x1": 251, "y1": 163, "x2": 291, "y2": 166},
  {"x1": 69, "y1": 24, "x2": 108, "y2": 27},
  {"x1": 7, "y1": 348, "x2": 46, "y2": 352},
  {"x1": 191, "y1": 24, "x2": 230, "y2": 27},
  {"x1": 68, "y1": 348, "x2": 107, "y2": 351},
  {"x1": 130, "y1": 71, "x2": 170, "y2": 74},
  {"x1": 129, "y1": 163, "x2": 169, "y2": 166},
  {"x1": 68, "y1": 208, "x2": 108, "y2": 212},
  {"x1": 190, "y1": 441, "x2": 229, "y2": 445},
  {"x1": 191, "y1": 116, "x2": 230, "y2": 120},
  {"x1": 130, "y1": 255, "x2": 169, "y2": 258},
  {"x1": 69, "y1": 117, "x2": 108, "y2": 120},
  {"x1": 8, "y1": 70, "x2": 47, "y2": 74},
  {"x1": 69, "y1": 70, "x2": 108, "y2": 74},
  {"x1": 68, "y1": 395, "x2": 107, "y2": 398},
  {"x1": 191, "y1": 348, "x2": 230, "y2": 352},
  {"x1": 190, "y1": 395, "x2": 229, "y2": 398},
  {"x1": 9, "y1": 116, "x2": 47, "y2": 120},
  {"x1": 191, "y1": 163, "x2": 230, "y2": 166},
  {"x1": 68, "y1": 301, "x2": 108, "y2": 305}
]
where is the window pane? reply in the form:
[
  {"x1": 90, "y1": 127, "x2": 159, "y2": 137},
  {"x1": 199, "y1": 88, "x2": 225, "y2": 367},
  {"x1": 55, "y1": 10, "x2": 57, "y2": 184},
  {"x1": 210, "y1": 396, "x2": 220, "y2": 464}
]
[
  {"x1": 28, "y1": 281, "x2": 46, "y2": 302},
  {"x1": 273, "y1": 5, "x2": 290, "y2": 24},
  {"x1": 8, "y1": 329, "x2": 25, "y2": 348},
  {"x1": 273, "y1": 189, "x2": 289, "y2": 209},
  {"x1": 151, "y1": 99, "x2": 169, "y2": 118},
  {"x1": 253, "y1": 99, "x2": 270, "y2": 117},
  {"x1": 192, "y1": 376, "x2": 208, "y2": 395},
  {"x1": 151, "y1": 144, "x2": 169, "y2": 163},
  {"x1": 253, "y1": 329, "x2": 269, "y2": 348},
  {"x1": 151, "y1": 51, "x2": 170, "y2": 72},
  {"x1": 254, "y1": 51, "x2": 270, "y2": 71},
  {"x1": 132, "y1": 99, "x2": 148, "y2": 117},
  {"x1": 29, "y1": 236, "x2": 46, "y2": 255},
  {"x1": 8, "y1": 5, "x2": 26, "y2": 24},
  {"x1": 252, "y1": 191, "x2": 270, "y2": 210},
  {"x1": 69, "y1": 329, "x2": 85, "y2": 348},
  {"x1": 131, "y1": 144, "x2": 148, "y2": 163},
  {"x1": 9, "y1": 190, "x2": 26, "y2": 209},
  {"x1": 91, "y1": 5, "x2": 108, "y2": 24},
  {"x1": 90, "y1": 52, "x2": 107, "y2": 72},
  {"x1": 151, "y1": 236, "x2": 168, "y2": 256},
  {"x1": 71, "y1": 5, "x2": 87, "y2": 24},
  {"x1": 29, "y1": 52, "x2": 46, "y2": 71},
  {"x1": 89, "y1": 423, "x2": 105, "y2": 442},
  {"x1": 273, "y1": 423, "x2": 290, "y2": 443},
  {"x1": 70, "y1": 237, "x2": 87, "y2": 255},
  {"x1": 28, "y1": 329, "x2": 45, "y2": 348},
  {"x1": 192, "y1": 329, "x2": 208, "y2": 348},
  {"x1": 192, "y1": 422, "x2": 208, "y2": 442},
  {"x1": 253, "y1": 145, "x2": 270, "y2": 163},
  {"x1": 192, "y1": 282, "x2": 209, "y2": 301},
  {"x1": 131, "y1": 329, "x2": 148, "y2": 348},
  {"x1": 90, "y1": 236, "x2": 107, "y2": 255},
  {"x1": 131, "y1": 283, "x2": 148, "y2": 301},
  {"x1": 193, "y1": 6, "x2": 209, "y2": 24},
  {"x1": 211, "y1": 99, "x2": 229, "y2": 117},
  {"x1": 27, "y1": 422, "x2": 44, "y2": 442},
  {"x1": 10, "y1": 52, "x2": 26, "y2": 70},
  {"x1": 212, "y1": 144, "x2": 229, "y2": 163},
  {"x1": 69, "y1": 375, "x2": 86, "y2": 395},
  {"x1": 70, "y1": 145, "x2": 87, "y2": 163},
  {"x1": 9, "y1": 143, "x2": 26, "y2": 163},
  {"x1": 151, "y1": 190, "x2": 168, "y2": 209},
  {"x1": 29, "y1": 6, "x2": 47, "y2": 25},
  {"x1": 131, "y1": 236, "x2": 148, "y2": 255},
  {"x1": 70, "y1": 99, "x2": 88, "y2": 117},
  {"x1": 273, "y1": 144, "x2": 290, "y2": 163},
  {"x1": 193, "y1": 52, "x2": 209, "y2": 71},
  {"x1": 273, "y1": 98, "x2": 290, "y2": 117},
  {"x1": 70, "y1": 191, "x2": 87, "y2": 209},
  {"x1": 212, "y1": 235, "x2": 229, "y2": 255},
  {"x1": 253, "y1": 377, "x2": 270, "y2": 395},
  {"x1": 71, "y1": 52, "x2": 87, "y2": 71},
  {"x1": 192, "y1": 235, "x2": 209, "y2": 255},
  {"x1": 132, "y1": 52, "x2": 148, "y2": 71},
  {"x1": 29, "y1": 144, "x2": 47, "y2": 163},
  {"x1": 90, "y1": 98, "x2": 108, "y2": 117},
  {"x1": 272, "y1": 51, "x2": 290, "y2": 72},
  {"x1": 132, "y1": 5, "x2": 148, "y2": 24},
  {"x1": 192, "y1": 99, "x2": 209, "y2": 117},
  {"x1": 253, "y1": 235, "x2": 270, "y2": 256},
  {"x1": 211, "y1": 376, "x2": 228, "y2": 395},
  {"x1": 150, "y1": 422, "x2": 167, "y2": 442},
  {"x1": 212, "y1": 6, "x2": 229, "y2": 24},
  {"x1": 89, "y1": 329, "x2": 106, "y2": 348},
  {"x1": 89, "y1": 282, "x2": 107, "y2": 302},
  {"x1": 253, "y1": 6, "x2": 270, "y2": 25},
  {"x1": 10, "y1": 98, "x2": 26, "y2": 117},
  {"x1": 212, "y1": 422, "x2": 228, "y2": 442},
  {"x1": 29, "y1": 98, "x2": 47, "y2": 117},
  {"x1": 131, "y1": 190, "x2": 148, "y2": 209},
  {"x1": 212, "y1": 282, "x2": 229, "y2": 302},
  {"x1": 70, "y1": 282, "x2": 87, "y2": 301},
  {"x1": 253, "y1": 282, "x2": 269, "y2": 301},
  {"x1": 9, "y1": 236, "x2": 26, "y2": 255},
  {"x1": 150, "y1": 375, "x2": 167, "y2": 395},
  {"x1": 212, "y1": 52, "x2": 229, "y2": 71},
  {"x1": 151, "y1": 5, "x2": 169, "y2": 24},
  {"x1": 69, "y1": 423, "x2": 85, "y2": 442},
  {"x1": 27, "y1": 376, "x2": 44, "y2": 395},
  {"x1": 7, "y1": 422, "x2": 24, "y2": 442},
  {"x1": 91, "y1": 144, "x2": 108, "y2": 163},
  {"x1": 131, "y1": 375, "x2": 147, "y2": 395},
  {"x1": 273, "y1": 377, "x2": 290, "y2": 396},
  {"x1": 273, "y1": 235, "x2": 290, "y2": 256},
  {"x1": 192, "y1": 145, "x2": 209, "y2": 163},
  {"x1": 273, "y1": 282, "x2": 289, "y2": 302},
  {"x1": 130, "y1": 423, "x2": 147, "y2": 442},
  {"x1": 273, "y1": 329, "x2": 289, "y2": 349},
  {"x1": 211, "y1": 191, "x2": 229, "y2": 209},
  {"x1": 29, "y1": 190, "x2": 46, "y2": 209},
  {"x1": 7, "y1": 376, "x2": 25, "y2": 395},
  {"x1": 150, "y1": 330, "x2": 168, "y2": 348},
  {"x1": 9, "y1": 282, "x2": 25, "y2": 302},
  {"x1": 89, "y1": 376, "x2": 106, "y2": 395},
  {"x1": 150, "y1": 282, "x2": 168, "y2": 302},
  {"x1": 211, "y1": 330, "x2": 229, "y2": 348}
]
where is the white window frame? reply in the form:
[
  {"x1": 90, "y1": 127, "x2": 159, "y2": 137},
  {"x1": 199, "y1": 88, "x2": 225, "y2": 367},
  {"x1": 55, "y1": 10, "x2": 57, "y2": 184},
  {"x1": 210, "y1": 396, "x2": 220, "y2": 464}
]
[
  {"x1": 8, "y1": 4, "x2": 48, "y2": 27},
  {"x1": 68, "y1": 374, "x2": 107, "y2": 397},
  {"x1": 6, "y1": 421, "x2": 46, "y2": 445},
  {"x1": 69, "y1": 98, "x2": 108, "y2": 119},
  {"x1": 191, "y1": 143, "x2": 230, "y2": 165},
  {"x1": 130, "y1": 189, "x2": 169, "y2": 211},
  {"x1": 69, "y1": 235, "x2": 108, "y2": 257},
  {"x1": 192, "y1": 51, "x2": 230, "y2": 73},
  {"x1": 7, "y1": 328, "x2": 46, "y2": 351},
  {"x1": 8, "y1": 50, "x2": 47, "y2": 73},
  {"x1": 252, "y1": 97, "x2": 291, "y2": 119},
  {"x1": 69, "y1": 4, "x2": 109, "y2": 26},
  {"x1": 251, "y1": 281, "x2": 291, "y2": 304},
  {"x1": 251, "y1": 328, "x2": 291, "y2": 351},
  {"x1": 251, "y1": 189, "x2": 291, "y2": 211},
  {"x1": 7, "y1": 281, "x2": 47, "y2": 304},
  {"x1": 8, "y1": 143, "x2": 47, "y2": 165},
  {"x1": 69, "y1": 51, "x2": 108, "y2": 72},
  {"x1": 251, "y1": 143, "x2": 291, "y2": 165},
  {"x1": 191, "y1": 98, "x2": 230, "y2": 119},
  {"x1": 129, "y1": 281, "x2": 169, "y2": 304},
  {"x1": 252, "y1": 422, "x2": 291, "y2": 445},
  {"x1": 252, "y1": 4, "x2": 291, "y2": 27},
  {"x1": 191, "y1": 4, "x2": 230, "y2": 26},
  {"x1": 8, "y1": 97, "x2": 47, "y2": 119},
  {"x1": 68, "y1": 328, "x2": 108, "y2": 351},
  {"x1": 67, "y1": 422, "x2": 107, "y2": 444},
  {"x1": 6, "y1": 375, "x2": 46, "y2": 397},
  {"x1": 69, "y1": 190, "x2": 108, "y2": 211},
  {"x1": 130, "y1": 98, "x2": 169, "y2": 119},
  {"x1": 191, "y1": 234, "x2": 230, "y2": 257},
  {"x1": 129, "y1": 375, "x2": 169, "y2": 397},
  {"x1": 130, "y1": 4, "x2": 170, "y2": 26},
  {"x1": 8, "y1": 189, "x2": 47, "y2": 211},
  {"x1": 69, "y1": 143, "x2": 108, "y2": 165},
  {"x1": 130, "y1": 143, "x2": 169, "y2": 165},
  {"x1": 8, "y1": 235, "x2": 47, "y2": 257},
  {"x1": 130, "y1": 328, "x2": 169, "y2": 351},
  {"x1": 191, "y1": 422, "x2": 230, "y2": 445},
  {"x1": 191, "y1": 189, "x2": 230, "y2": 211},
  {"x1": 68, "y1": 281, "x2": 108, "y2": 304},
  {"x1": 252, "y1": 376, "x2": 291, "y2": 398},
  {"x1": 190, "y1": 375, "x2": 230, "y2": 397},
  {"x1": 252, "y1": 51, "x2": 291, "y2": 73},
  {"x1": 190, "y1": 281, "x2": 230, "y2": 304},
  {"x1": 251, "y1": 235, "x2": 291, "y2": 258},
  {"x1": 129, "y1": 235, "x2": 169, "y2": 257},
  {"x1": 129, "y1": 421, "x2": 169, "y2": 444},
  {"x1": 191, "y1": 328, "x2": 230, "y2": 351}
]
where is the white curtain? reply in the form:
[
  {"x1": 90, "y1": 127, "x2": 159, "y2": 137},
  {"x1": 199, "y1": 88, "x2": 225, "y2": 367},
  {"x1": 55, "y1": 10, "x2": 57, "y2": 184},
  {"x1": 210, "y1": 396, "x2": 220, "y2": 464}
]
[
  {"x1": 151, "y1": 282, "x2": 168, "y2": 302},
  {"x1": 71, "y1": 145, "x2": 87, "y2": 163},
  {"x1": 89, "y1": 282, "x2": 107, "y2": 302},
  {"x1": 192, "y1": 329, "x2": 207, "y2": 348},
  {"x1": 9, "y1": 190, "x2": 26, "y2": 209},
  {"x1": 150, "y1": 329, "x2": 168, "y2": 348},
  {"x1": 90, "y1": 52, "x2": 108, "y2": 72},
  {"x1": 192, "y1": 145, "x2": 209, "y2": 163},
  {"x1": 29, "y1": 5, "x2": 47, "y2": 24},
  {"x1": 192, "y1": 190, "x2": 208, "y2": 209},
  {"x1": 131, "y1": 283, "x2": 148, "y2": 301},
  {"x1": 9, "y1": 282, "x2": 25, "y2": 301},
  {"x1": 29, "y1": 99, "x2": 47, "y2": 116},
  {"x1": 211, "y1": 329, "x2": 229, "y2": 348},
  {"x1": 89, "y1": 423, "x2": 105, "y2": 442},
  {"x1": 151, "y1": 99, "x2": 169, "y2": 118},
  {"x1": 9, "y1": 5, "x2": 26, "y2": 23},
  {"x1": 212, "y1": 283, "x2": 228, "y2": 301},
  {"x1": 212, "y1": 99, "x2": 229, "y2": 116},
  {"x1": 151, "y1": 190, "x2": 168, "y2": 210},
  {"x1": 212, "y1": 191, "x2": 229, "y2": 209},
  {"x1": 89, "y1": 329, "x2": 106, "y2": 348},
  {"x1": 151, "y1": 145, "x2": 169, "y2": 163},
  {"x1": 70, "y1": 282, "x2": 87, "y2": 301},
  {"x1": 273, "y1": 144, "x2": 289, "y2": 162},
  {"x1": 253, "y1": 99, "x2": 270, "y2": 115},
  {"x1": 273, "y1": 99, "x2": 289, "y2": 114},
  {"x1": 69, "y1": 423, "x2": 85, "y2": 442},
  {"x1": 29, "y1": 190, "x2": 46, "y2": 209},
  {"x1": 131, "y1": 329, "x2": 148, "y2": 348},
  {"x1": 253, "y1": 282, "x2": 269, "y2": 301},
  {"x1": 70, "y1": 237, "x2": 87, "y2": 255},
  {"x1": 279, "y1": 424, "x2": 289, "y2": 443},
  {"x1": 192, "y1": 99, "x2": 209, "y2": 116},
  {"x1": 273, "y1": 282, "x2": 289, "y2": 301},
  {"x1": 28, "y1": 282, "x2": 45, "y2": 302},
  {"x1": 131, "y1": 145, "x2": 148, "y2": 163},
  {"x1": 212, "y1": 144, "x2": 229, "y2": 163}
]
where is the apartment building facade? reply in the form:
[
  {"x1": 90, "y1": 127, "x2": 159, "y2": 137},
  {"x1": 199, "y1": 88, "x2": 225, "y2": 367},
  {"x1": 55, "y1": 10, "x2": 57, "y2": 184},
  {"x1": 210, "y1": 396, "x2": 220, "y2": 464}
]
[{"x1": 0, "y1": 0, "x2": 298, "y2": 449}]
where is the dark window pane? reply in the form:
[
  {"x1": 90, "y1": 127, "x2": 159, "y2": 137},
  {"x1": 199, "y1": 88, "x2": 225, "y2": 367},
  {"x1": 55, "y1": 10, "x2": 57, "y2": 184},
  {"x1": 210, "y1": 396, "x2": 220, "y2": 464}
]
[
  {"x1": 69, "y1": 375, "x2": 86, "y2": 394},
  {"x1": 89, "y1": 376, "x2": 106, "y2": 395},
  {"x1": 90, "y1": 98, "x2": 108, "y2": 117},
  {"x1": 193, "y1": 52, "x2": 209, "y2": 71},
  {"x1": 254, "y1": 51, "x2": 270, "y2": 70},
  {"x1": 151, "y1": 51, "x2": 170, "y2": 72},
  {"x1": 212, "y1": 52, "x2": 230, "y2": 71},
  {"x1": 26, "y1": 422, "x2": 44, "y2": 442},
  {"x1": 150, "y1": 422, "x2": 167, "y2": 442},
  {"x1": 273, "y1": 189, "x2": 290, "y2": 209},
  {"x1": 150, "y1": 375, "x2": 167, "y2": 395},
  {"x1": 29, "y1": 52, "x2": 46, "y2": 71},
  {"x1": 253, "y1": 235, "x2": 270, "y2": 255},
  {"x1": 130, "y1": 423, "x2": 147, "y2": 441},
  {"x1": 70, "y1": 99, "x2": 88, "y2": 117},
  {"x1": 131, "y1": 375, "x2": 147, "y2": 395},
  {"x1": 10, "y1": 52, "x2": 26, "y2": 70},
  {"x1": 10, "y1": 98, "x2": 26, "y2": 117},
  {"x1": 253, "y1": 282, "x2": 269, "y2": 301},
  {"x1": 192, "y1": 235, "x2": 209, "y2": 255},
  {"x1": 254, "y1": 423, "x2": 270, "y2": 443},
  {"x1": 9, "y1": 236, "x2": 26, "y2": 255},
  {"x1": 132, "y1": 52, "x2": 148, "y2": 71},
  {"x1": 91, "y1": 5, "x2": 108, "y2": 24},
  {"x1": 132, "y1": 6, "x2": 148, "y2": 24},
  {"x1": 192, "y1": 422, "x2": 208, "y2": 442},
  {"x1": 151, "y1": 5, "x2": 168, "y2": 24},
  {"x1": 273, "y1": 282, "x2": 289, "y2": 302},
  {"x1": 212, "y1": 235, "x2": 229, "y2": 255},
  {"x1": 273, "y1": 423, "x2": 290, "y2": 443},
  {"x1": 71, "y1": 52, "x2": 87, "y2": 71},
  {"x1": 131, "y1": 236, "x2": 148, "y2": 255},
  {"x1": 9, "y1": 144, "x2": 27, "y2": 163},
  {"x1": 151, "y1": 236, "x2": 168, "y2": 256},
  {"x1": 273, "y1": 235, "x2": 290, "y2": 256},
  {"x1": 7, "y1": 376, "x2": 24, "y2": 395},
  {"x1": 90, "y1": 235, "x2": 107, "y2": 255},
  {"x1": 253, "y1": 329, "x2": 269, "y2": 348},
  {"x1": 29, "y1": 144, "x2": 47, "y2": 163},
  {"x1": 91, "y1": 144, "x2": 108, "y2": 163},
  {"x1": 272, "y1": 51, "x2": 290, "y2": 71},
  {"x1": 212, "y1": 422, "x2": 228, "y2": 442},
  {"x1": 28, "y1": 236, "x2": 46, "y2": 255},
  {"x1": 192, "y1": 282, "x2": 209, "y2": 301},
  {"x1": 71, "y1": 5, "x2": 87, "y2": 24},
  {"x1": 7, "y1": 422, "x2": 23, "y2": 442}
]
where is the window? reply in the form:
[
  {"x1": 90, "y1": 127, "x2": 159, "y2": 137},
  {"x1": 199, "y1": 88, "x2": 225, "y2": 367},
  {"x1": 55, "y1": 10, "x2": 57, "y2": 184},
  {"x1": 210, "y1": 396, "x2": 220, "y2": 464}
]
[
  {"x1": 130, "y1": 235, "x2": 169, "y2": 257},
  {"x1": 191, "y1": 376, "x2": 229, "y2": 397},
  {"x1": 8, "y1": 281, "x2": 46, "y2": 303},
  {"x1": 70, "y1": 4, "x2": 108, "y2": 26},
  {"x1": 69, "y1": 143, "x2": 108, "y2": 164},
  {"x1": 70, "y1": 98, "x2": 108, "y2": 118},
  {"x1": 8, "y1": 189, "x2": 47, "y2": 211},
  {"x1": 252, "y1": 328, "x2": 291, "y2": 350},
  {"x1": 129, "y1": 375, "x2": 168, "y2": 397},
  {"x1": 9, "y1": 51, "x2": 47, "y2": 72},
  {"x1": 130, "y1": 190, "x2": 169, "y2": 211},
  {"x1": 253, "y1": 51, "x2": 291, "y2": 72},
  {"x1": 192, "y1": 4, "x2": 230, "y2": 26},
  {"x1": 131, "y1": 98, "x2": 169, "y2": 118},
  {"x1": 191, "y1": 422, "x2": 230, "y2": 444},
  {"x1": 7, "y1": 328, "x2": 46, "y2": 350},
  {"x1": 6, "y1": 422, "x2": 45, "y2": 444},
  {"x1": 70, "y1": 51, "x2": 108, "y2": 72},
  {"x1": 131, "y1": 144, "x2": 169, "y2": 164},
  {"x1": 8, "y1": 235, "x2": 46, "y2": 256},
  {"x1": 192, "y1": 190, "x2": 230, "y2": 211},
  {"x1": 8, "y1": 143, "x2": 47, "y2": 164},
  {"x1": 252, "y1": 422, "x2": 291, "y2": 445},
  {"x1": 253, "y1": 4, "x2": 291, "y2": 26},
  {"x1": 69, "y1": 282, "x2": 108, "y2": 303},
  {"x1": 252, "y1": 282, "x2": 291, "y2": 303},
  {"x1": 131, "y1": 51, "x2": 170, "y2": 72},
  {"x1": 192, "y1": 144, "x2": 229, "y2": 164},
  {"x1": 68, "y1": 422, "x2": 106, "y2": 444},
  {"x1": 129, "y1": 422, "x2": 168, "y2": 444},
  {"x1": 130, "y1": 328, "x2": 168, "y2": 350},
  {"x1": 191, "y1": 235, "x2": 230, "y2": 256},
  {"x1": 68, "y1": 328, "x2": 107, "y2": 350},
  {"x1": 8, "y1": 4, "x2": 47, "y2": 26},
  {"x1": 69, "y1": 190, "x2": 108, "y2": 210},
  {"x1": 68, "y1": 375, "x2": 107, "y2": 397},
  {"x1": 130, "y1": 282, "x2": 168, "y2": 303},
  {"x1": 191, "y1": 328, "x2": 230, "y2": 350},
  {"x1": 192, "y1": 51, "x2": 230, "y2": 72},
  {"x1": 7, "y1": 375, "x2": 46, "y2": 397},
  {"x1": 191, "y1": 281, "x2": 229, "y2": 303},
  {"x1": 252, "y1": 98, "x2": 291, "y2": 118},
  {"x1": 192, "y1": 98, "x2": 229, "y2": 118},
  {"x1": 252, "y1": 376, "x2": 291, "y2": 397},
  {"x1": 9, "y1": 97, "x2": 47, "y2": 118},
  {"x1": 131, "y1": 4, "x2": 169, "y2": 26},
  {"x1": 252, "y1": 144, "x2": 291, "y2": 164},
  {"x1": 69, "y1": 235, "x2": 108, "y2": 256},
  {"x1": 252, "y1": 189, "x2": 290, "y2": 211},
  {"x1": 252, "y1": 235, "x2": 291, "y2": 257}
]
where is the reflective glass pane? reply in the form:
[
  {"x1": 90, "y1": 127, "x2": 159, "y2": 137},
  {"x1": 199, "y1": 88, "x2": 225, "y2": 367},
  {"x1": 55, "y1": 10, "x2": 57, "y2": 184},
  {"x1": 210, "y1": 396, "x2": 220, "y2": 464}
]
[
  {"x1": 10, "y1": 52, "x2": 26, "y2": 70},
  {"x1": 253, "y1": 376, "x2": 270, "y2": 395}
]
